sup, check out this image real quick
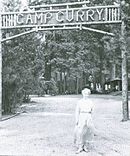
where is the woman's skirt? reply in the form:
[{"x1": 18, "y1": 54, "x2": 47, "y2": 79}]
[{"x1": 74, "y1": 113, "x2": 94, "y2": 146}]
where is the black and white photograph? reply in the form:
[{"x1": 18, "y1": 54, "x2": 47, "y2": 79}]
[{"x1": 0, "y1": 0, "x2": 130, "y2": 155}]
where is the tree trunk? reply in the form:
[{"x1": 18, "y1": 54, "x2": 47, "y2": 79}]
[
  {"x1": 63, "y1": 72, "x2": 66, "y2": 94},
  {"x1": 99, "y1": 61, "x2": 104, "y2": 92},
  {"x1": 76, "y1": 77, "x2": 79, "y2": 95},
  {"x1": 44, "y1": 60, "x2": 51, "y2": 81},
  {"x1": 59, "y1": 71, "x2": 63, "y2": 94}
]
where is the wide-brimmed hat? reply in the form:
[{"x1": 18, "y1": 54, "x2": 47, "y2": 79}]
[{"x1": 82, "y1": 88, "x2": 91, "y2": 96}]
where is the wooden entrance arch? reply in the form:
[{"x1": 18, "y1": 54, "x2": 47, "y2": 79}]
[{"x1": 0, "y1": 1, "x2": 129, "y2": 121}]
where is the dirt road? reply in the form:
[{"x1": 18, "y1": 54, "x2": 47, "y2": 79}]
[{"x1": 0, "y1": 95, "x2": 130, "y2": 156}]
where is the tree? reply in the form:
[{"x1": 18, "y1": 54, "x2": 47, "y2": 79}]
[
  {"x1": 2, "y1": 0, "x2": 130, "y2": 117},
  {"x1": 2, "y1": 0, "x2": 46, "y2": 113}
]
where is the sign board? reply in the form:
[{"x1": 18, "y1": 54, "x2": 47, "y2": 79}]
[{"x1": 1, "y1": 5, "x2": 121, "y2": 29}]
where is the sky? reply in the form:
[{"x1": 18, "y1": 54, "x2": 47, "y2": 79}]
[{"x1": 21, "y1": 0, "x2": 28, "y2": 6}]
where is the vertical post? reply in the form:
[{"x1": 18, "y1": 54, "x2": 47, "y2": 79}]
[
  {"x1": 120, "y1": 0, "x2": 129, "y2": 121},
  {"x1": 0, "y1": 2, "x2": 2, "y2": 120},
  {"x1": 121, "y1": 20, "x2": 129, "y2": 121}
]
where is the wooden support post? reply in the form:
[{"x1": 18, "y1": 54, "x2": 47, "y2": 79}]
[
  {"x1": 82, "y1": 26, "x2": 115, "y2": 36},
  {"x1": 121, "y1": 19, "x2": 129, "y2": 121},
  {"x1": 0, "y1": 2, "x2": 2, "y2": 120},
  {"x1": 120, "y1": 0, "x2": 129, "y2": 121},
  {"x1": 1, "y1": 29, "x2": 36, "y2": 42}
]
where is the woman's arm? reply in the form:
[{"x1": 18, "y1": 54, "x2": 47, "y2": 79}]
[{"x1": 75, "y1": 103, "x2": 80, "y2": 125}]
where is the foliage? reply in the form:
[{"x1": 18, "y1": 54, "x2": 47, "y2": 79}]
[
  {"x1": 2, "y1": 0, "x2": 130, "y2": 113},
  {"x1": 2, "y1": 31, "x2": 44, "y2": 113}
]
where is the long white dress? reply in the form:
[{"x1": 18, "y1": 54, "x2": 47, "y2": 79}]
[{"x1": 75, "y1": 98, "x2": 94, "y2": 148}]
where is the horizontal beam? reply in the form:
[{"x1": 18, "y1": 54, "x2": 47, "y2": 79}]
[
  {"x1": 38, "y1": 26, "x2": 79, "y2": 31},
  {"x1": 29, "y1": 1, "x2": 90, "y2": 9},
  {"x1": 1, "y1": 24, "x2": 115, "y2": 43},
  {"x1": 1, "y1": 21, "x2": 122, "y2": 30},
  {"x1": 1, "y1": 5, "x2": 121, "y2": 15},
  {"x1": 1, "y1": 26, "x2": 80, "y2": 42},
  {"x1": 30, "y1": 4, "x2": 121, "y2": 10}
]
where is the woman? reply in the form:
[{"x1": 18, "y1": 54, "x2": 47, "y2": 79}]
[{"x1": 74, "y1": 88, "x2": 95, "y2": 154}]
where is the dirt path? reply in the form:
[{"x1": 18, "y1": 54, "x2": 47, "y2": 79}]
[{"x1": 0, "y1": 95, "x2": 130, "y2": 156}]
